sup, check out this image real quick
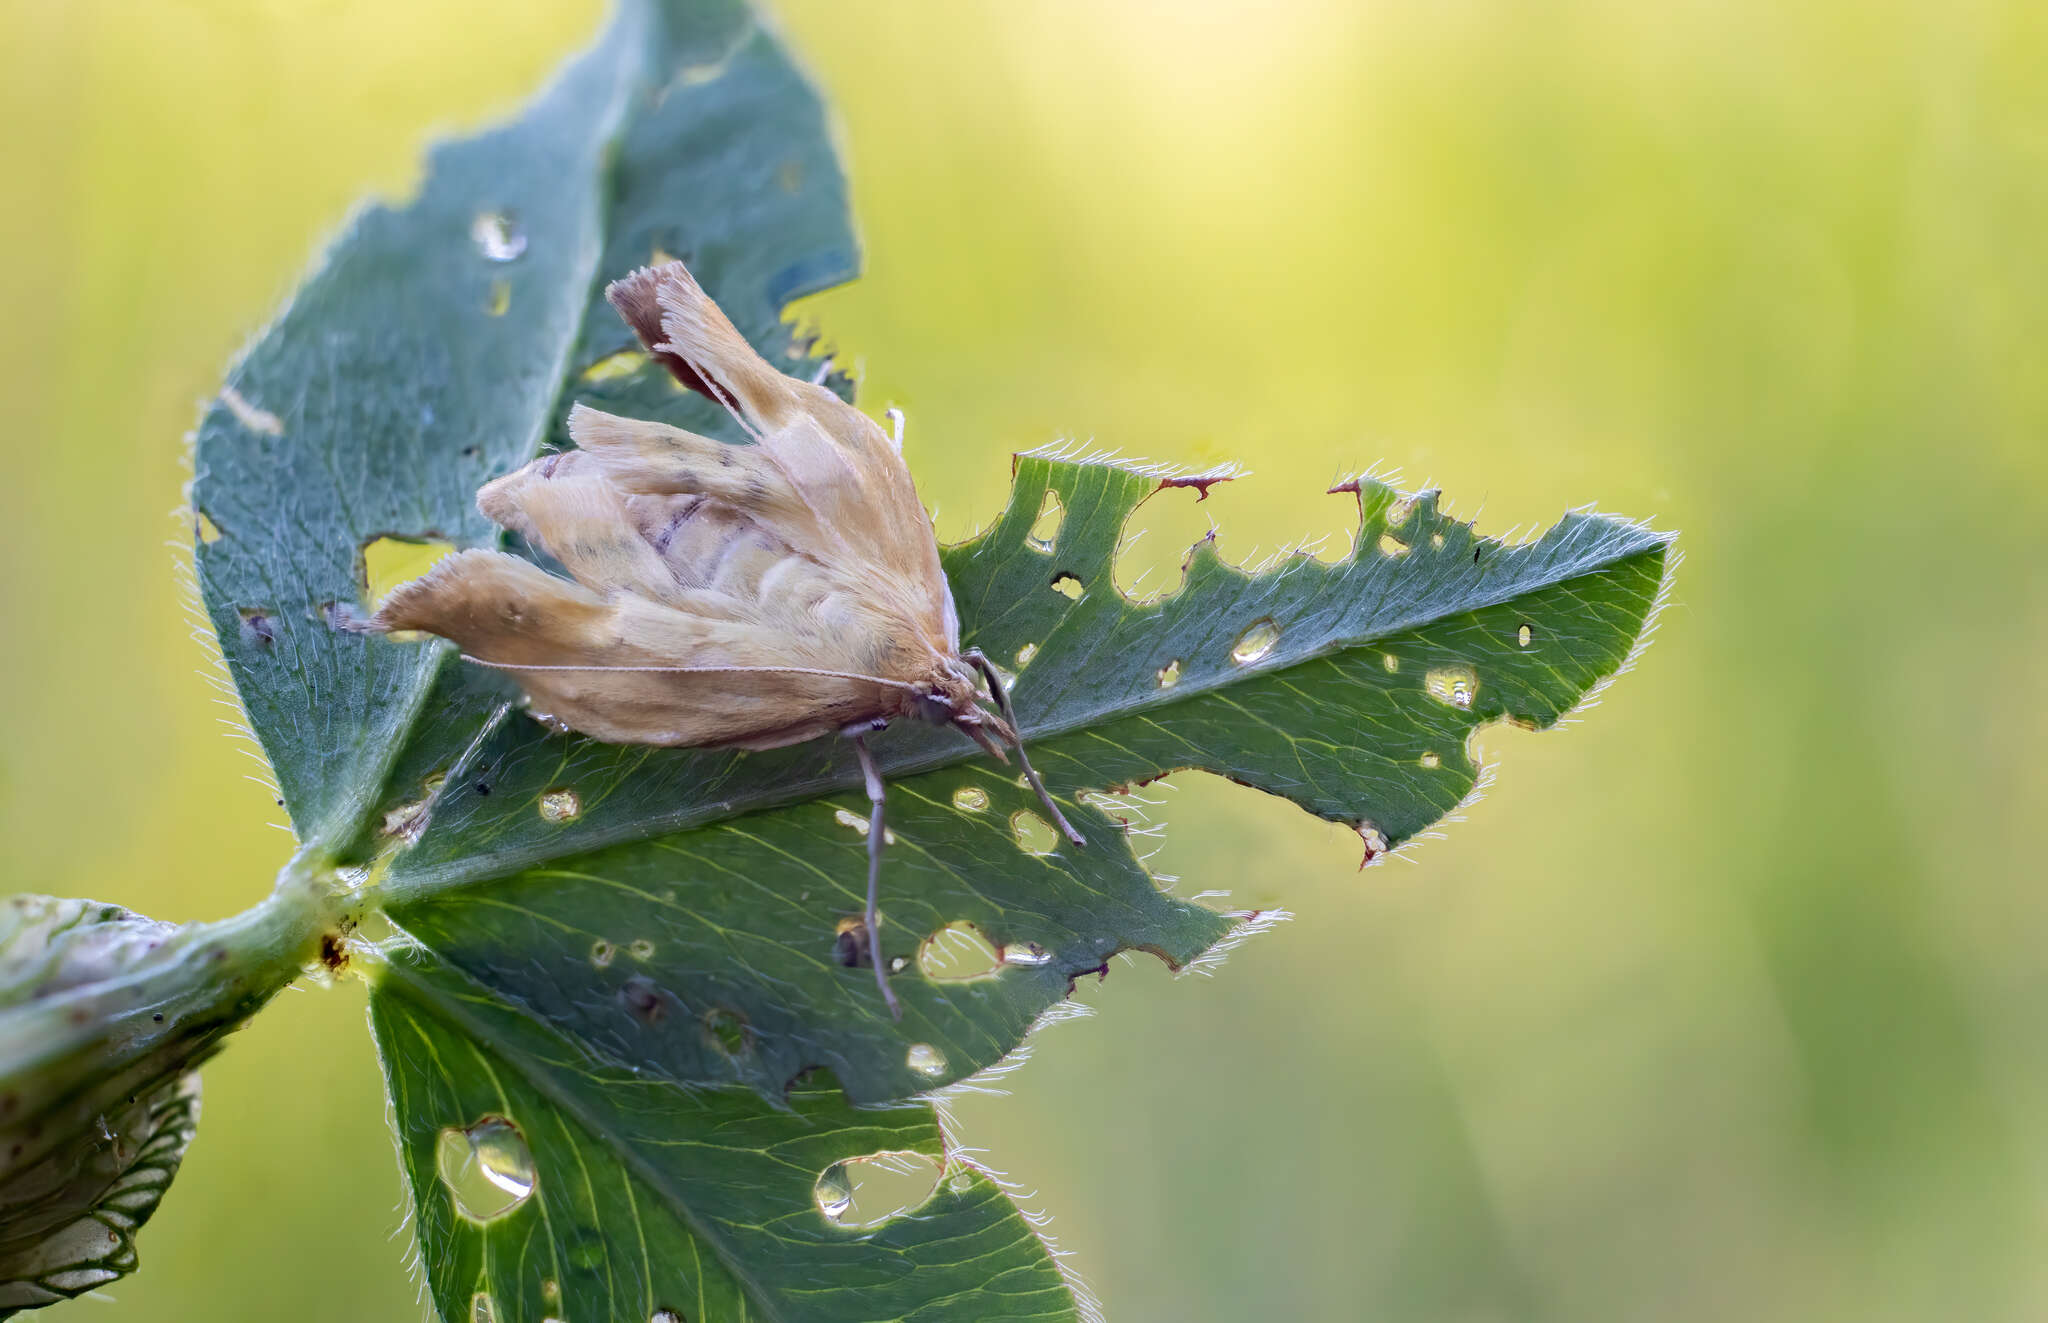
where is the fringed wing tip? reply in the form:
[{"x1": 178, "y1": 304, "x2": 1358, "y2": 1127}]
[{"x1": 606, "y1": 262, "x2": 716, "y2": 398}]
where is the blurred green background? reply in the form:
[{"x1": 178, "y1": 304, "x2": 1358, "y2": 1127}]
[{"x1": 5, "y1": 1, "x2": 2045, "y2": 1319}]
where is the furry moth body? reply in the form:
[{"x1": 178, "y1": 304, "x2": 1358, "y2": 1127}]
[{"x1": 371, "y1": 261, "x2": 1083, "y2": 1018}]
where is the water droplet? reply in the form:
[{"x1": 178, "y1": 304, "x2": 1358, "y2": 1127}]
[
  {"x1": 1419, "y1": 751, "x2": 1441, "y2": 769},
  {"x1": 1015, "y1": 642, "x2": 1038, "y2": 667},
  {"x1": 1382, "y1": 652, "x2": 1399, "y2": 673},
  {"x1": 1156, "y1": 658, "x2": 1181, "y2": 688},
  {"x1": 1517, "y1": 623, "x2": 1534, "y2": 647},
  {"x1": 487, "y1": 279, "x2": 511, "y2": 317},
  {"x1": 652, "y1": 1312, "x2": 686, "y2": 1323},
  {"x1": 1051, "y1": 572, "x2": 1083, "y2": 600},
  {"x1": 918, "y1": 923, "x2": 1003, "y2": 981},
  {"x1": 436, "y1": 1116, "x2": 537, "y2": 1221},
  {"x1": 1230, "y1": 618, "x2": 1280, "y2": 665},
  {"x1": 538, "y1": 788, "x2": 581, "y2": 823},
  {"x1": 471, "y1": 211, "x2": 526, "y2": 261},
  {"x1": 382, "y1": 796, "x2": 430, "y2": 841},
  {"x1": 1028, "y1": 489, "x2": 1064, "y2": 552},
  {"x1": 590, "y1": 940, "x2": 616, "y2": 968},
  {"x1": 1002, "y1": 942, "x2": 1053, "y2": 968},
  {"x1": 949, "y1": 1169, "x2": 976, "y2": 1194},
  {"x1": 581, "y1": 348, "x2": 648, "y2": 382},
  {"x1": 1424, "y1": 665, "x2": 1479, "y2": 710},
  {"x1": 952, "y1": 786, "x2": 990, "y2": 813},
  {"x1": 1378, "y1": 533, "x2": 1408, "y2": 557},
  {"x1": 629, "y1": 939, "x2": 655, "y2": 960},
  {"x1": 813, "y1": 1152, "x2": 944, "y2": 1229},
  {"x1": 834, "y1": 807, "x2": 868, "y2": 835},
  {"x1": 906, "y1": 1043, "x2": 948, "y2": 1078},
  {"x1": 472, "y1": 1292, "x2": 498, "y2": 1323},
  {"x1": 1431, "y1": 532, "x2": 1446, "y2": 549},
  {"x1": 1010, "y1": 810, "x2": 1058, "y2": 856}
]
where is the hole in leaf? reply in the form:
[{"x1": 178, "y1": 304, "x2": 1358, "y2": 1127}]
[
  {"x1": 362, "y1": 536, "x2": 457, "y2": 610},
  {"x1": 1114, "y1": 482, "x2": 1226, "y2": 601},
  {"x1": 1051, "y1": 572, "x2": 1083, "y2": 600},
  {"x1": 590, "y1": 940, "x2": 616, "y2": 969},
  {"x1": 471, "y1": 211, "x2": 526, "y2": 261},
  {"x1": 834, "y1": 917, "x2": 871, "y2": 968},
  {"x1": 834, "y1": 807, "x2": 892, "y2": 843},
  {"x1": 620, "y1": 975, "x2": 667, "y2": 1025},
  {"x1": 1027, "y1": 489, "x2": 1063, "y2": 552},
  {"x1": 195, "y1": 511, "x2": 223, "y2": 544},
  {"x1": 487, "y1": 279, "x2": 511, "y2": 317},
  {"x1": 906, "y1": 1043, "x2": 948, "y2": 1078},
  {"x1": 1420, "y1": 751, "x2": 1441, "y2": 769},
  {"x1": 435, "y1": 1116, "x2": 536, "y2": 1222},
  {"x1": 1424, "y1": 665, "x2": 1479, "y2": 710},
  {"x1": 1015, "y1": 642, "x2": 1038, "y2": 667},
  {"x1": 1010, "y1": 810, "x2": 1058, "y2": 855},
  {"x1": 537, "y1": 787, "x2": 581, "y2": 823},
  {"x1": 629, "y1": 939, "x2": 655, "y2": 960},
  {"x1": 918, "y1": 922, "x2": 1003, "y2": 981},
  {"x1": 1377, "y1": 533, "x2": 1409, "y2": 558},
  {"x1": 1381, "y1": 652, "x2": 1399, "y2": 673},
  {"x1": 704, "y1": 1007, "x2": 749, "y2": 1056},
  {"x1": 1431, "y1": 532, "x2": 1446, "y2": 549},
  {"x1": 1230, "y1": 618, "x2": 1280, "y2": 665},
  {"x1": 813, "y1": 1151, "x2": 943, "y2": 1230},
  {"x1": 1003, "y1": 942, "x2": 1053, "y2": 967},
  {"x1": 581, "y1": 348, "x2": 649, "y2": 382},
  {"x1": 952, "y1": 786, "x2": 990, "y2": 813},
  {"x1": 1156, "y1": 658, "x2": 1182, "y2": 688},
  {"x1": 1518, "y1": 622, "x2": 1534, "y2": 647}
]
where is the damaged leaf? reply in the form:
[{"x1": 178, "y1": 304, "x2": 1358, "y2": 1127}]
[{"x1": 192, "y1": 0, "x2": 1672, "y2": 1320}]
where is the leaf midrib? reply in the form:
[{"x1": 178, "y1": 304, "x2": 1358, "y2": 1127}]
[{"x1": 371, "y1": 530, "x2": 1667, "y2": 901}]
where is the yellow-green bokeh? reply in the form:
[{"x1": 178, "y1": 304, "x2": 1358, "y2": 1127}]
[{"x1": 5, "y1": 2, "x2": 2045, "y2": 1319}]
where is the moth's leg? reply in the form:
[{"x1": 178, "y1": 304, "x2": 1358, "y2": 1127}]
[
  {"x1": 850, "y1": 732, "x2": 903, "y2": 1020},
  {"x1": 810, "y1": 357, "x2": 835, "y2": 386},
  {"x1": 965, "y1": 651, "x2": 1087, "y2": 847},
  {"x1": 885, "y1": 406, "x2": 906, "y2": 452}
]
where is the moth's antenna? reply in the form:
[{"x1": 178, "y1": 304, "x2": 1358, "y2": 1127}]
[
  {"x1": 849, "y1": 733, "x2": 903, "y2": 1020},
  {"x1": 965, "y1": 651, "x2": 1086, "y2": 847},
  {"x1": 459, "y1": 656, "x2": 921, "y2": 692}
]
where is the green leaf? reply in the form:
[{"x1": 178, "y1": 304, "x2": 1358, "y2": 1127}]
[
  {"x1": 191, "y1": 0, "x2": 1672, "y2": 1319},
  {"x1": 372, "y1": 948, "x2": 1084, "y2": 1323}
]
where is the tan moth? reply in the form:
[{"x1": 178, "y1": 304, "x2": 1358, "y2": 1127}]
[{"x1": 371, "y1": 260, "x2": 1083, "y2": 1017}]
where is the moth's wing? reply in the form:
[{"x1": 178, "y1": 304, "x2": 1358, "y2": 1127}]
[
  {"x1": 369, "y1": 549, "x2": 895, "y2": 748},
  {"x1": 607, "y1": 263, "x2": 956, "y2": 643},
  {"x1": 476, "y1": 456, "x2": 685, "y2": 605}
]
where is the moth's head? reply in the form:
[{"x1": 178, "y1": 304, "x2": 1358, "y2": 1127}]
[{"x1": 907, "y1": 660, "x2": 1018, "y2": 749}]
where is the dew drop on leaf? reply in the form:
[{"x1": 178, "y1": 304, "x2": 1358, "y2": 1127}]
[
  {"x1": 436, "y1": 1116, "x2": 536, "y2": 1221},
  {"x1": 906, "y1": 1042, "x2": 948, "y2": 1077},
  {"x1": 1015, "y1": 642, "x2": 1038, "y2": 667},
  {"x1": 590, "y1": 940, "x2": 616, "y2": 968},
  {"x1": 1230, "y1": 618, "x2": 1280, "y2": 665},
  {"x1": 471, "y1": 1292, "x2": 498, "y2": 1323},
  {"x1": 951, "y1": 786, "x2": 989, "y2": 812},
  {"x1": 628, "y1": 938, "x2": 655, "y2": 960},
  {"x1": 470, "y1": 211, "x2": 526, "y2": 261},
  {"x1": 1424, "y1": 665, "x2": 1479, "y2": 709},
  {"x1": 1002, "y1": 942, "x2": 1053, "y2": 968},
  {"x1": 538, "y1": 788, "x2": 581, "y2": 823},
  {"x1": 1420, "y1": 751, "x2": 1441, "y2": 769},
  {"x1": 652, "y1": 1312, "x2": 686, "y2": 1323}
]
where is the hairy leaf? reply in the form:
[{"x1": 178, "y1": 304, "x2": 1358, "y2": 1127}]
[{"x1": 192, "y1": 0, "x2": 1672, "y2": 1319}]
